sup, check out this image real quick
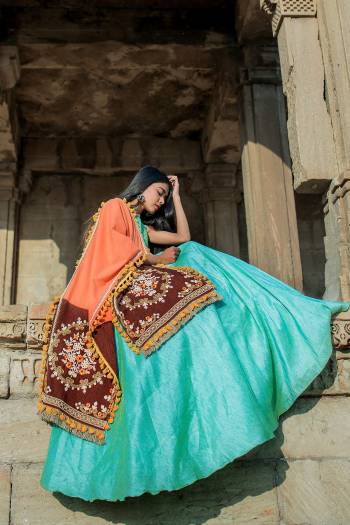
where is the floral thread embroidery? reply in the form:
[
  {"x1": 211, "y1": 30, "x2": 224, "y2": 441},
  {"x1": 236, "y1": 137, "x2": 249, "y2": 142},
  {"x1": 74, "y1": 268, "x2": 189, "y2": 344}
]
[{"x1": 48, "y1": 318, "x2": 104, "y2": 394}]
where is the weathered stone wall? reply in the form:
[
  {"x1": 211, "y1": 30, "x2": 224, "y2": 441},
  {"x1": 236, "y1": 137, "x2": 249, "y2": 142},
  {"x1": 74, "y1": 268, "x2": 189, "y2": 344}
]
[{"x1": 1, "y1": 305, "x2": 350, "y2": 524}]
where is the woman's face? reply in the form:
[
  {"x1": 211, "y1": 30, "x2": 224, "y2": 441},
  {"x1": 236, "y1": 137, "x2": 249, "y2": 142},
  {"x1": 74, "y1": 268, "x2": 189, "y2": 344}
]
[{"x1": 142, "y1": 182, "x2": 170, "y2": 214}]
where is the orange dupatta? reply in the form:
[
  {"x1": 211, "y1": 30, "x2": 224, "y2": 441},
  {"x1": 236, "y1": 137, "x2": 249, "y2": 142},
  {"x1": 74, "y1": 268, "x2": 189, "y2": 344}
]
[{"x1": 38, "y1": 197, "x2": 148, "y2": 444}]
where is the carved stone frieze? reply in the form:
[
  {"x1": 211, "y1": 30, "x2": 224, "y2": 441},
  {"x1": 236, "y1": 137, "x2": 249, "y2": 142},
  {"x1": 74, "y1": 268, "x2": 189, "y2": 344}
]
[
  {"x1": 26, "y1": 320, "x2": 46, "y2": 349},
  {"x1": 261, "y1": 0, "x2": 316, "y2": 36},
  {"x1": 0, "y1": 303, "x2": 349, "y2": 400},
  {"x1": 9, "y1": 354, "x2": 42, "y2": 398},
  {"x1": 0, "y1": 306, "x2": 27, "y2": 349},
  {"x1": 331, "y1": 311, "x2": 350, "y2": 350},
  {"x1": 27, "y1": 303, "x2": 50, "y2": 349},
  {"x1": 0, "y1": 322, "x2": 26, "y2": 347}
]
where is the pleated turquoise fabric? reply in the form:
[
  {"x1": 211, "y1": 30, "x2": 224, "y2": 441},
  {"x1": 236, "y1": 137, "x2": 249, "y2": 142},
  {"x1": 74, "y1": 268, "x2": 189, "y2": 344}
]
[{"x1": 40, "y1": 217, "x2": 349, "y2": 502}]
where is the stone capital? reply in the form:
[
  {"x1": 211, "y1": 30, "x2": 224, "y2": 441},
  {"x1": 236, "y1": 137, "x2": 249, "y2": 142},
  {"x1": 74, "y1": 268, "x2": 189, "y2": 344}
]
[{"x1": 260, "y1": 0, "x2": 317, "y2": 37}]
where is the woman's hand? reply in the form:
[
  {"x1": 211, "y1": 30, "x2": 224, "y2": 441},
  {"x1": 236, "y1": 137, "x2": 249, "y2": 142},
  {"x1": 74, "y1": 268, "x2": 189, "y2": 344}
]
[
  {"x1": 168, "y1": 175, "x2": 179, "y2": 196},
  {"x1": 157, "y1": 246, "x2": 180, "y2": 264}
]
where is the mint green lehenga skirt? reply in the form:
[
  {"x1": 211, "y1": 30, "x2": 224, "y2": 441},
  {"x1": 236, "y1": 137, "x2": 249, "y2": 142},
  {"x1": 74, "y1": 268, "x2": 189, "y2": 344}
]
[{"x1": 40, "y1": 241, "x2": 349, "y2": 502}]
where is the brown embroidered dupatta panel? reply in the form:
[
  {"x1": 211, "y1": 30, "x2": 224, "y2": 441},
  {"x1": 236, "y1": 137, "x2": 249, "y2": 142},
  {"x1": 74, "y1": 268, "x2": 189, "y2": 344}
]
[
  {"x1": 38, "y1": 198, "x2": 222, "y2": 444},
  {"x1": 113, "y1": 264, "x2": 221, "y2": 356},
  {"x1": 38, "y1": 198, "x2": 148, "y2": 444}
]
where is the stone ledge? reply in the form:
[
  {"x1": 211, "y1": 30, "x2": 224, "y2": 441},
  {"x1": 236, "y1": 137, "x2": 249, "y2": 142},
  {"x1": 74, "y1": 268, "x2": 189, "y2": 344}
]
[
  {"x1": 1, "y1": 303, "x2": 349, "y2": 351},
  {"x1": 0, "y1": 304, "x2": 350, "y2": 401}
]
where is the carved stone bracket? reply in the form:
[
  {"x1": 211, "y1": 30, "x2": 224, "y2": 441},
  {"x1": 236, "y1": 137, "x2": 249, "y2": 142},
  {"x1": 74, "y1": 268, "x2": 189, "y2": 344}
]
[
  {"x1": 331, "y1": 311, "x2": 350, "y2": 350},
  {"x1": 260, "y1": 0, "x2": 317, "y2": 36}
]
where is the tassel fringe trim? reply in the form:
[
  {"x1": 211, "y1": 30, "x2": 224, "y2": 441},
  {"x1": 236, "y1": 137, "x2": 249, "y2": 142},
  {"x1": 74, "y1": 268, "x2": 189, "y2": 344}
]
[
  {"x1": 37, "y1": 407, "x2": 107, "y2": 444},
  {"x1": 37, "y1": 295, "x2": 61, "y2": 409}
]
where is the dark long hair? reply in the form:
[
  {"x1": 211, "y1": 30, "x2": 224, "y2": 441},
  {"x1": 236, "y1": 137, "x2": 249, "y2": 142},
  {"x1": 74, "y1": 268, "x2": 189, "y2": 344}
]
[
  {"x1": 119, "y1": 165, "x2": 176, "y2": 233},
  {"x1": 81, "y1": 166, "x2": 175, "y2": 256}
]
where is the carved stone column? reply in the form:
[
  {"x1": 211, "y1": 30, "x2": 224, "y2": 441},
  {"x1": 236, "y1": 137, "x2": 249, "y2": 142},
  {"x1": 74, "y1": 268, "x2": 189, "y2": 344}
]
[
  {"x1": 201, "y1": 164, "x2": 241, "y2": 256},
  {"x1": 239, "y1": 48, "x2": 303, "y2": 289},
  {"x1": 0, "y1": 47, "x2": 20, "y2": 305},
  {"x1": 323, "y1": 172, "x2": 350, "y2": 301},
  {"x1": 261, "y1": 0, "x2": 339, "y2": 193}
]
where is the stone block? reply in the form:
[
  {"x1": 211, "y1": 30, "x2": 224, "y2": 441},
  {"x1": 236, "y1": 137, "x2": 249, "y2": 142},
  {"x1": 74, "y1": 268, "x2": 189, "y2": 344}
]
[
  {"x1": 0, "y1": 305, "x2": 27, "y2": 349},
  {"x1": 249, "y1": 396, "x2": 350, "y2": 460},
  {"x1": 277, "y1": 459, "x2": 350, "y2": 525},
  {"x1": 279, "y1": 397, "x2": 350, "y2": 459},
  {"x1": 11, "y1": 461, "x2": 279, "y2": 524},
  {"x1": 0, "y1": 354, "x2": 10, "y2": 398},
  {"x1": 0, "y1": 305, "x2": 27, "y2": 322},
  {"x1": 304, "y1": 357, "x2": 350, "y2": 396},
  {"x1": 0, "y1": 464, "x2": 10, "y2": 525},
  {"x1": 0, "y1": 398, "x2": 50, "y2": 463},
  {"x1": 9, "y1": 352, "x2": 42, "y2": 398}
]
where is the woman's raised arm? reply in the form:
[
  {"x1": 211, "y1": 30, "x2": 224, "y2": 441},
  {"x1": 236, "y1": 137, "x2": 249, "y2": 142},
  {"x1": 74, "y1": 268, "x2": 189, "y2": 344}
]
[{"x1": 147, "y1": 176, "x2": 191, "y2": 246}]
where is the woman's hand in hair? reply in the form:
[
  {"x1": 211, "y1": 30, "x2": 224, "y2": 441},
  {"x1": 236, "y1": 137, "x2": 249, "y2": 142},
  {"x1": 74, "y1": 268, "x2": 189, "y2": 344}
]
[{"x1": 167, "y1": 175, "x2": 179, "y2": 196}]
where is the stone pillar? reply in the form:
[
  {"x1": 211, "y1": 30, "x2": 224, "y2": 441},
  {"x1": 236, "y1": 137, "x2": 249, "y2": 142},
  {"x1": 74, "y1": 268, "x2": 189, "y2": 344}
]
[
  {"x1": 260, "y1": 0, "x2": 339, "y2": 193},
  {"x1": 316, "y1": 1, "x2": 350, "y2": 301},
  {"x1": 317, "y1": 0, "x2": 350, "y2": 179},
  {"x1": 0, "y1": 47, "x2": 20, "y2": 305},
  {"x1": 201, "y1": 164, "x2": 241, "y2": 256},
  {"x1": 239, "y1": 49, "x2": 303, "y2": 289},
  {"x1": 323, "y1": 173, "x2": 350, "y2": 301}
]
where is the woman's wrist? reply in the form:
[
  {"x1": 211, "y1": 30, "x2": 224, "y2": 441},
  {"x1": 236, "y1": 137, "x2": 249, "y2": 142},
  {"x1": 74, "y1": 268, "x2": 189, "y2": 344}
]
[{"x1": 145, "y1": 252, "x2": 164, "y2": 265}]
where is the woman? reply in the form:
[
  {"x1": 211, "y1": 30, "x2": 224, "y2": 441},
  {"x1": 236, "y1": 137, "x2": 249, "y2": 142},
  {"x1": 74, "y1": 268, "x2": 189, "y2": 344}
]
[{"x1": 39, "y1": 165, "x2": 349, "y2": 502}]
